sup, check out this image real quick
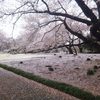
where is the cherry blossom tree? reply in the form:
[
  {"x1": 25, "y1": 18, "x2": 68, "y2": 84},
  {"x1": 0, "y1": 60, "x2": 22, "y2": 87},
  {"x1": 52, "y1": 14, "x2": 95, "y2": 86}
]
[{"x1": 0, "y1": 0, "x2": 100, "y2": 53}]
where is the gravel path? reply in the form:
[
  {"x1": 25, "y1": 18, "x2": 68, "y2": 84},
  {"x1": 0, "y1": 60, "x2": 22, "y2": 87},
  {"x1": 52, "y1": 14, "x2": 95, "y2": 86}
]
[{"x1": 0, "y1": 68, "x2": 79, "y2": 100}]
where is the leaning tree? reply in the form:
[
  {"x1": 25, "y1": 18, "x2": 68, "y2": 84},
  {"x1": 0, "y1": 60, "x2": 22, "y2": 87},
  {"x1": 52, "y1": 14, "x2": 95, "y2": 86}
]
[{"x1": 1, "y1": 0, "x2": 100, "y2": 52}]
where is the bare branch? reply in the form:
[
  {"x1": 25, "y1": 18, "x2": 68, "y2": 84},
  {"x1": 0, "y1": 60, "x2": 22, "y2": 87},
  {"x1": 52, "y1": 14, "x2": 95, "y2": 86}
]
[
  {"x1": 11, "y1": 14, "x2": 23, "y2": 38},
  {"x1": 58, "y1": 0, "x2": 67, "y2": 13},
  {"x1": 41, "y1": 23, "x2": 63, "y2": 41},
  {"x1": 14, "y1": 2, "x2": 29, "y2": 12},
  {"x1": 1, "y1": 1, "x2": 92, "y2": 26},
  {"x1": 31, "y1": 42, "x2": 84, "y2": 53},
  {"x1": 59, "y1": 18, "x2": 88, "y2": 42},
  {"x1": 40, "y1": 19, "x2": 61, "y2": 27},
  {"x1": 75, "y1": 0, "x2": 98, "y2": 23},
  {"x1": 41, "y1": 0, "x2": 50, "y2": 11},
  {"x1": 55, "y1": 23, "x2": 63, "y2": 33},
  {"x1": 33, "y1": 23, "x2": 63, "y2": 46}
]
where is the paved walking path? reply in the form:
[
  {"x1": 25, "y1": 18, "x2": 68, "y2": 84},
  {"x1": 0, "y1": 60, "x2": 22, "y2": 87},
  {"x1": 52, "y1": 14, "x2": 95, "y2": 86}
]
[
  {"x1": 0, "y1": 68, "x2": 78, "y2": 100},
  {"x1": 0, "y1": 53, "x2": 52, "y2": 62}
]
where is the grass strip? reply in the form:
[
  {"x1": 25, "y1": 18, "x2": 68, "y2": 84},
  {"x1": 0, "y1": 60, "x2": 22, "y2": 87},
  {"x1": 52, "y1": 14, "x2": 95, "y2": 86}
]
[{"x1": 0, "y1": 63, "x2": 100, "y2": 100}]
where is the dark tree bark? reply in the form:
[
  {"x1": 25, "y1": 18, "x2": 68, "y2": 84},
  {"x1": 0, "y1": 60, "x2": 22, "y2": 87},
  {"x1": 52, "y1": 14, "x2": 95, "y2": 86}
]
[
  {"x1": 75, "y1": 0, "x2": 100, "y2": 41},
  {"x1": 78, "y1": 45, "x2": 83, "y2": 53},
  {"x1": 66, "y1": 46, "x2": 73, "y2": 54}
]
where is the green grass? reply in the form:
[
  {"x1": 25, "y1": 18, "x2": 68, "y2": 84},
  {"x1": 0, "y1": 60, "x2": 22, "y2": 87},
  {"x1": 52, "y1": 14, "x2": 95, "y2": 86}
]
[
  {"x1": 96, "y1": 60, "x2": 100, "y2": 62},
  {"x1": 0, "y1": 63, "x2": 100, "y2": 100}
]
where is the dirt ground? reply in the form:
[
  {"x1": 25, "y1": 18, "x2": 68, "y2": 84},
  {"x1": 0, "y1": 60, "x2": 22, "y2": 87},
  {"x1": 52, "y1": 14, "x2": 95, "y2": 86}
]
[
  {"x1": 0, "y1": 68, "x2": 79, "y2": 100},
  {"x1": 1, "y1": 53, "x2": 100, "y2": 96}
]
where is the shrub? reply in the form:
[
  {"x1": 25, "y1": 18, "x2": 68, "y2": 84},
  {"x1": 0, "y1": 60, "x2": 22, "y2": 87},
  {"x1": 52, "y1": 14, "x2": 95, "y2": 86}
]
[
  {"x1": 58, "y1": 85, "x2": 66, "y2": 92},
  {"x1": 93, "y1": 69, "x2": 97, "y2": 73},
  {"x1": 86, "y1": 58, "x2": 91, "y2": 61},
  {"x1": 19, "y1": 61, "x2": 23, "y2": 64},
  {"x1": 94, "y1": 65, "x2": 98, "y2": 69},
  {"x1": 59, "y1": 56, "x2": 62, "y2": 58},
  {"x1": 48, "y1": 67, "x2": 54, "y2": 71},
  {"x1": 96, "y1": 95, "x2": 100, "y2": 100},
  {"x1": 87, "y1": 69, "x2": 94, "y2": 75}
]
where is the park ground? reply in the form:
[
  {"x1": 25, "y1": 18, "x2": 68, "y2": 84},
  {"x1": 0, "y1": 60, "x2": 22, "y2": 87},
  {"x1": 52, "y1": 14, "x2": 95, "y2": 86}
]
[{"x1": 0, "y1": 53, "x2": 100, "y2": 99}]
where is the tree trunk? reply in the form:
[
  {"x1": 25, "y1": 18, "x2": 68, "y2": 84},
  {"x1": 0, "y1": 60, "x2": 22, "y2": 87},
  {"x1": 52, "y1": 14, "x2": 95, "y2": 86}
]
[
  {"x1": 66, "y1": 46, "x2": 73, "y2": 54},
  {"x1": 73, "y1": 46, "x2": 77, "y2": 55},
  {"x1": 78, "y1": 45, "x2": 83, "y2": 53}
]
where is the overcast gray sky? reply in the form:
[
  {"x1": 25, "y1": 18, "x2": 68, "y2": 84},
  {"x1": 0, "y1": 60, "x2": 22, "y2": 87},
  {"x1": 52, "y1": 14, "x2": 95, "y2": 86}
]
[{"x1": 0, "y1": 0, "x2": 23, "y2": 38}]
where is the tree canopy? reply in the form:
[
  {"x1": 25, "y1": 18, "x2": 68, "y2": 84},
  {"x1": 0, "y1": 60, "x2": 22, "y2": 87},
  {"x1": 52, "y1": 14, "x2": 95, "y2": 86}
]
[{"x1": 0, "y1": 0, "x2": 100, "y2": 53}]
